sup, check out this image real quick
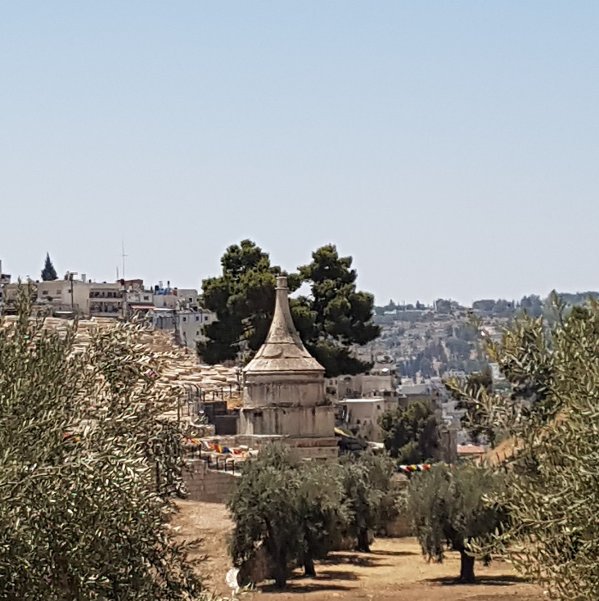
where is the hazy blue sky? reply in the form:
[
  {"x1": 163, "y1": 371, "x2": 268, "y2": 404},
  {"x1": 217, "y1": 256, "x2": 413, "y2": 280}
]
[{"x1": 2, "y1": 2, "x2": 598, "y2": 304}]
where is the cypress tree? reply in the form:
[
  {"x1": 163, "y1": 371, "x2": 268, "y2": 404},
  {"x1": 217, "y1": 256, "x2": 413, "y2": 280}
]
[{"x1": 41, "y1": 253, "x2": 58, "y2": 281}]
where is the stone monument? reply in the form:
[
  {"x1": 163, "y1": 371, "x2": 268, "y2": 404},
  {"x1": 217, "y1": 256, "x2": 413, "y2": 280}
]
[{"x1": 237, "y1": 276, "x2": 337, "y2": 459}]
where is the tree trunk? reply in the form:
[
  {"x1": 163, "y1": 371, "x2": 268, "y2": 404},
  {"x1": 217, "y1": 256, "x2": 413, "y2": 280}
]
[
  {"x1": 303, "y1": 555, "x2": 316, "y2": 577},
  {"x1": 272, "y1": 563, "x2": 287, "y2": 589},
  {"x1": 356, "y1": 529, "x2": 371, "y2": 553},
  {"x1": 458, "y1": 549, "x2": 475, "y2": 583}
]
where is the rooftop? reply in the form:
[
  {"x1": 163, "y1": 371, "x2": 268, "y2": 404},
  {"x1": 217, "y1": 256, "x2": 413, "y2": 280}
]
[{"x1": 243, "y1": 276, "x2": 324, "y2": 374}]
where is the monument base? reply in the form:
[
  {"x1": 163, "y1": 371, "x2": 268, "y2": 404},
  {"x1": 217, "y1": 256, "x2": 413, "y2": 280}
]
[{"x1": 238, "y1": 405, "x2": 338, "y2": 460}]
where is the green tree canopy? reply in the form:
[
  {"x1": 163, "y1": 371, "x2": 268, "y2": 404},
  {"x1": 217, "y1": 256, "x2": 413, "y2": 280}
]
[
  {"x1": 41, "y1": 252, "x2": 58, "y2": 281},
  {"x1": 198, "y1": 240, "x2": 283, "y2": 364},
  {"x1": 447, "y1": 366, "x2": 496, "y2": 446},
  {"x1": 199, "y1": 241, "x2": 380, "y2": 376},
  {"x1": 338, "y1": 452, "x2": 398, "y2": 552},
  {"x1": 457, "y1": 300, "x2": 599, "y2": 600},
  {"x1": 408, "y1": 463, "x2": 507, "y2": 583},
  {"x1": 378, "y1": 401, "x2": 440, "y2": 463},
  {"x1": 228, "y1": 443, "x2": 347, "y2": 588},
  {"x1": 0, "y1": 292, "x2": 206, "y2": 599},
  {"x1": 228, "y1": 446, "x2": 398, "y2": 587}
]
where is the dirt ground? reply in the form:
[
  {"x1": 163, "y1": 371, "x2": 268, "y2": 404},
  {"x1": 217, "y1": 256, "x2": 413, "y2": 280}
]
[{"x1": 173, "y1": 500, "x2": 543, "y2": 601}]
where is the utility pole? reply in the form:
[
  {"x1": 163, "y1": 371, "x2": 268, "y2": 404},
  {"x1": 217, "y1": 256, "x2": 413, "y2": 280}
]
[
  {"x1": 121, "y1": 240, "x2": 128, "y2": 282},
  {"x1": 68, "y1": 272, "x2": 78, "y2": 315}
]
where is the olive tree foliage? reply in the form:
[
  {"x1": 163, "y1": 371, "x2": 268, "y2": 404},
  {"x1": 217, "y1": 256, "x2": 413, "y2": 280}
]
[
  {"x1": 447, "y1": 366, "x2": 497, "y2": 446},
  {"x1": 228, "y1": 446, "x2": 398, "y2": 587},
  {"x1": 455, "y1": 301, "x2": 599, "y2": 600},
  {"x1": 408, "y1": 463, "x2": 507, "y2": 583},
  {"x1": 228, "y1": 444, "x2": 347, "y2": 588},
  {"x1": 338, "y1": 452, "x2": 399, "y2": 553},
  {"x1": 0, "y1": 292, "x2": 218, "y2": 600}
]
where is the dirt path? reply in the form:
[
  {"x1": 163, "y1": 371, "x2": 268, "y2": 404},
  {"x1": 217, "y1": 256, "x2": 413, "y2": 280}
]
[{"x1": 173, "y1": 500, "x2": 543, "y2": 601}]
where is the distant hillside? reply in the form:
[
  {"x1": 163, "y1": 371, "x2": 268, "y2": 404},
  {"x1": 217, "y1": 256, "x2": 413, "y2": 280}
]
[{"x1": 370, "y1": 290, "x2": 599, "y2": 379}]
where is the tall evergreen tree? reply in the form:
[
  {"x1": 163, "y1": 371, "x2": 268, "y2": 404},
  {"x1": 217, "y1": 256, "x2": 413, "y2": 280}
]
[
  {"x1": 41, "y1": 253, "x2": 58, "y2": 281},
  {"x1": 296, "y1": 244, "x2": 380, "y2": 376},
  {"x1": 198, "y1": 240, "x2": 380, "y2": 376}
]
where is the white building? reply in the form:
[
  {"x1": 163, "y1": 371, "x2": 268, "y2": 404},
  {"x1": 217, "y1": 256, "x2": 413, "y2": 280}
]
[
  {"x1": 89, "y1": 282, "x2": 124, "y2": 317},
  {"x1": 31, "y1": 276, "x2": 91, "y2": 316},
  {"x1": 337, "y1": 397, "x2": 400, "y2": 442},
  {"x1": 150, "y1": 306, "x2": 215, "y2": 350},
  {"x1": 327, "y1": 363, "x2": 399, "y2": 401},
  {"x1": 175, "y1": 288, "x2": 200, "y2": 308}
]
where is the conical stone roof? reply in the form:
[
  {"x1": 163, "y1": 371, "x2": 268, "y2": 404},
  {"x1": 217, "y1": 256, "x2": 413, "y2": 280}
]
[{"x1": 243, "y1": 276, "x2": 324, "y2": 374}]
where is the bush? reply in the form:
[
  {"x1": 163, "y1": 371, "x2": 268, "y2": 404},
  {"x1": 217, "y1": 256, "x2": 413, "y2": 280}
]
[{"x1": 379, "y1": 401, "x2": 440, "y2": 463}]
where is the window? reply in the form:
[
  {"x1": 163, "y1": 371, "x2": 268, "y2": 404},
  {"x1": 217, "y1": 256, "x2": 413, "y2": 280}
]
[
  {"x1": 182, "y1": 317, "x2": 187, "y2": 322},
  {"x1": 195, "y1": 316, "x2": 200, "y2": 321}
]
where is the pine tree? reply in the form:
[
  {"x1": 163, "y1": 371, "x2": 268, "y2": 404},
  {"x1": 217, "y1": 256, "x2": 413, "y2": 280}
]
[
  {"x1": 41, "y1": 253, "x2": 58, "y2": 281},
  {"x1": 198, "y1": 240, "x2": 380, "y2": 376}
]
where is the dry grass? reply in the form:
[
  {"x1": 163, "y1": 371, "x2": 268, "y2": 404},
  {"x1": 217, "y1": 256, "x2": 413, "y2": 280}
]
[{"x1": 172, "y1": 500, "x2": 543, "y2": 601}]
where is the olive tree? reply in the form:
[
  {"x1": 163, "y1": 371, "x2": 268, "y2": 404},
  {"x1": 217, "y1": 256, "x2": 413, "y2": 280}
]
[
  {"x1": 228, "y1": 444, "x2": 347, "y2": 587},
  {"x1": 459, "y1": 301, "x2": 599, "y2": 600},
  {"x1": 0, "y1": 293, "x2": 210, "y2": 600},
  {"x1": 228, "y1": 444, "x2": 302, "y2": 588},
  {"x1": 296, "y1": 461, "x2": 348, "y2": 577},
  {"x1": 338, "y1": 452, "x2": 398, "y2": 552},
  {"x1": 408, "y1": 463, "x2": 506, "y2": 583}
]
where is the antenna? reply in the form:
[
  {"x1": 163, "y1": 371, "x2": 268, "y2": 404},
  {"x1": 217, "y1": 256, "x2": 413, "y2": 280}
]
[{"x1": 121, "y1": 241, "x2": 128, "y2": 281}]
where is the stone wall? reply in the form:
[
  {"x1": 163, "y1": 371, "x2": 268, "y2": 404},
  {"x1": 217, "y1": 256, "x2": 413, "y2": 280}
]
[
  {"x1": 383, "y1": 514, "x2": 413, "y2": 537},
  {"x1": 183, "y1": 459, "x2": 238, "y2": 504},
  {"x1": 238, "y1": 404, "x2": 334, "y2": 437},
  {"x1": 243, "y1": 373, "x2": 325, "y2": 408}
]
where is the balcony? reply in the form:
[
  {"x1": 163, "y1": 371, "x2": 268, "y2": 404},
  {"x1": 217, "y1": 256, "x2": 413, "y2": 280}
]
[{"x1": 89, "y1": 291, "x2": 123, "y2": 299}]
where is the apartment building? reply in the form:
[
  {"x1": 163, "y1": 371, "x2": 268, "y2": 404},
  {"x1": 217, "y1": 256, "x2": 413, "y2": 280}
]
[
  {"x1": 150, "y1": 306, "x2": 215, "y2": 350},
  {"x1": 89, "y1": 282, "x2": 124, "y2": 317},
  {"x1": 337, "y1": 397, "x2": 400, "y2": 442}
]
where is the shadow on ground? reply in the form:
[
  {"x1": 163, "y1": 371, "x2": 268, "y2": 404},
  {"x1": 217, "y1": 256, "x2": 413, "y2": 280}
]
[
  {"x1": 320, "y1": 552, "x2": 391, "y2": 568},
  {"x1": 427, "y1": 574, "x2": 530, "y2": 587},
  {"x1": 259, "y1": 581, "x2": 353, "y2": 594},
  {"x1": 303, "y1": 569, "x2": 359, "y2": 582},
  {"x1": 370, "y1": 548, "x2": 419, "y2": 557}
]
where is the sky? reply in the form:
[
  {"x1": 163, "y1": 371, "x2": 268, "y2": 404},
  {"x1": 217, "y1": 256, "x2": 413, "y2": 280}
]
[{"x1": 1, "y1": 2, "x2": 598, "y2": 305}]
